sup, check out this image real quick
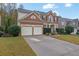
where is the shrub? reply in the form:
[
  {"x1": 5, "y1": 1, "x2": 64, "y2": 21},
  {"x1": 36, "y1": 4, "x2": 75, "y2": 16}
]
[
  {"x1": 43, "y1": 28, "x2": 51, "y2": 34},
  {"x1": 76, "y1": 32, "x2": 79, "y2": 35},
  {"x1": 56, "y1": 28, "x2": 65, "y2": 34},
  {"x1": 0, "y1": 26, "x2": 4, "y2": 31},
  {"x1": 0, "y1": 26, "x2": 4, "y2": 37},
  {"x1": 65, "y1": 26, "x2": 74, "y2": 34},
  {"x1": 0, "y1": 31, "x2": 4, "y2": 37},
  {"x1": 8, "y1": 25, "x2": 21, "y2": 37},
  {"x1": 76, "y1": 30, "x2": 79, "y2": 35}
]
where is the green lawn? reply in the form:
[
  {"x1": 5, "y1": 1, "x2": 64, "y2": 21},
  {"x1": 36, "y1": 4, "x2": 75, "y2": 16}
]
[
  {"x1": 52, "y1": 35, "x2": 79, "y2": 45},
  {"x1": 0, "y1": 37, "x2": 36, "y2": 56}
]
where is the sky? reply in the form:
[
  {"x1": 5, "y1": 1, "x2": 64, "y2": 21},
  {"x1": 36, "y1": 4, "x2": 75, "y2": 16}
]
[{"x1": 18, "y1": 3, "x2": 79, "y2": 19}]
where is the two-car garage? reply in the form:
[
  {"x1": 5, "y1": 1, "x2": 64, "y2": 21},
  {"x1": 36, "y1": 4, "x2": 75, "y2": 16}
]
[
  {"x1": 20, "y1": 12, "x2": 43, "y2": 36},
  {"x1": 21, "y1": 25, "x2": 43, "y2": 36}
]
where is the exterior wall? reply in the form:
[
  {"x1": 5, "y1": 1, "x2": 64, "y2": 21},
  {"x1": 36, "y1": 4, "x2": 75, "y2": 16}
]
[
  {"x1": 45, "y1": 12, "x2": 59, "y2": 24},
  {"x1": 20, "y1": 12, "x2": 43, "y2": 26},
  {"x1": 45, "y1": 13, "x2": 55, "y2": 23},
  {"x1": 39, "y1": 15, "x2": 46, "y2": 20},
  {"x1": 43, "y1": 12, "x2": 59, "y2": 33},
  {"x1": 24, "y1": 13, "x2": 41, "y2": 22},
  {"x1": 58, "y1": 17, "x2": 68, "y2": 28},
  {"x1": 17, "y1": 12, "x2": 27, "y2": 20},
  {"x1": 57, "y1": 17, "x2": 62, "y2": 28},
  {"x1": 21, "y1": 24, "x2": 43, "y2": 27},
  {"x1": 17, "y1": 12, "x2": 27, "y2": 26}
]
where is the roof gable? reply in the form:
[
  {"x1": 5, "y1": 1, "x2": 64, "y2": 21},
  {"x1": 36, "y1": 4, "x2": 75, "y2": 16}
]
[{"x1": 24, "y1": 12, "x2": 41, "y2": 20}]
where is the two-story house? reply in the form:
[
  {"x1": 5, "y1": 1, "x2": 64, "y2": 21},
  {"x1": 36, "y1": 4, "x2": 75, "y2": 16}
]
[{"x1": 18, "y1": 8, "x2": 59, "y2": 36}]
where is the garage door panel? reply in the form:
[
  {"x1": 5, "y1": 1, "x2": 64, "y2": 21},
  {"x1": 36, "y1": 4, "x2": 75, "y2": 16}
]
[
  {"x1": 21, "y1": 27, "x2": 32, "y2": 35},
  {"x1": 34, "y1": 27, "x2": 42, "y2": 35}
]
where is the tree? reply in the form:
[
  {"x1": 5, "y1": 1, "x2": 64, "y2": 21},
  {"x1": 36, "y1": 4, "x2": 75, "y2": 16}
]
[
  {"x1": 0, "y1": 3, "x2": 18, "y2": 36},
  {"x1": 0, "y1": 3, "x2": 7, "y2": 26},
  {"x1": 0, "y1": 3, "x2": 17, "y2": 26},
  {"x1": 65, "y1": 26, "x2": 74, "y2": 34},
  {"x1": 4, "y1": 16, "x2": 11, "y2": 33},
  {"x1": 5, "y1": 3, "x2": 17, "y2": 25}
]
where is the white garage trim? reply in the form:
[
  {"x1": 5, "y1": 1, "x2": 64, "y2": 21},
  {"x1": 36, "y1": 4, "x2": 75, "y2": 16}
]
[
  {"x1": 33, "y1": 26, "x2": 43, "y2": 35},
  {"x1": 21, "y1": 25, "x2": 43, "y2": 36},
  {"x1": 21, "y1": 27, "x2": 32, "y2": 35}
]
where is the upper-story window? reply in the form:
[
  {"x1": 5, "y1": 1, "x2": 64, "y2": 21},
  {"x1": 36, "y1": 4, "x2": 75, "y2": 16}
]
[
  {"x1": 48, "y1": 15, "x2": 53, "y2": 22},
  {"x1": 78, "y1": 22, "x2": 79, "y2": 27},
  {"x1": 62, "y1": 22, "x2": 65, "y2": 26},
  {"x1": 31, "y1": 15, "x2": 36, "y2": 20},
  {"x1": 55, "y1": 17, "x2": 57, "y2": 22},
  {"x1": 73, "y1": 22, "x2": 75, "y2": 25}
]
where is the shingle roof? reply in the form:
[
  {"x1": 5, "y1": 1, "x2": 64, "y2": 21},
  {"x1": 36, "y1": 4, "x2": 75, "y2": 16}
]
[
  {"x1": 18, "y1": 8, "x2": 32, "y2": 14},
  {"x1": 61, "y1": 18, "x2": 73, "y2": 21},
  {"x1": 18, "y1": 8, "x2": 47, "y2": 15}
]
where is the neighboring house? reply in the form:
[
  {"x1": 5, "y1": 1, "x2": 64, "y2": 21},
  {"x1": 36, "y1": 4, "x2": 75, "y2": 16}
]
[
  {"x1": 17, "y1": 8, "x2": 59, "y2": 35},
  {"x1": 59, "y1": 17, "x2": 79, "y2": 34},
  {"x1": 59, "y1": 17, "x2": 73, "y2": 28}
]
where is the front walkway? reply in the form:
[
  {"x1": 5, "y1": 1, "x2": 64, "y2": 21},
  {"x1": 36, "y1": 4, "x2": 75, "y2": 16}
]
[{"x1": 24, "y1": 35, "x2": 79, "y2": 56}]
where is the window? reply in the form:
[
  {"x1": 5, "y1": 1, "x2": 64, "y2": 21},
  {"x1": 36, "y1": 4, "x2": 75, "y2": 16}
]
[
  {"x1": 48, "y1": 15, "x2": 53, "y2": 22},
  {"x1": 48, "y1": 16, "x2": 51, "y2": 22},
  {"x1": 73, "y1": 22, "x2": 75, "y2": 25},
  {"x1": 78, "y1": 22, "x2": 79, "y2": 27},
  {"x1": 31, "y1": 15, "x2": 36, "y2": 20},
  {"x1": 55, "y1": 17, "x2": 57, "y2": 22},
  {"x1": 62, "y1": 22, "x2": 64, "y2": 26}
]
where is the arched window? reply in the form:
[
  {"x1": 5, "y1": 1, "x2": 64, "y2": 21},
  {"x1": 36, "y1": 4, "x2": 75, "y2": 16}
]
[
  {"x1": 31, "y1": 15, "x2": 36, "y2": 20},
  {"x1": 48, "y1": 15, "x2": 53, "y2": 22},
  {"x1": 55, "y1": 17, "x2": 57, "y2": 22}
]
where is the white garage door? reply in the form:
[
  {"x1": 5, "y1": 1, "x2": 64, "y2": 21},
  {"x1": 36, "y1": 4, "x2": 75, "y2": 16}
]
[
  {"x1": 21, "y1": 27, "x2": 32, "y2": 35},
  {"x1": 34, "y1": 27, "x2": 42, "y2": 35}
]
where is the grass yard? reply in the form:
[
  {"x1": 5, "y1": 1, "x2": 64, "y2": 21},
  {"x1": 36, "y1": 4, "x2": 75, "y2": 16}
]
[
  {"x1": 52, "y1": 35, "x2": 79, "y2": 45},
  {"x1": 0, "y1": 37, "x2": 36, "y2": 56}
]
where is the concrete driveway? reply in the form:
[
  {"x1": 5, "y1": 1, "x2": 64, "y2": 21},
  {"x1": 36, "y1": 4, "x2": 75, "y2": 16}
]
[{"x1": 24, "y1": 35, "x2": 79, "y2": 56}]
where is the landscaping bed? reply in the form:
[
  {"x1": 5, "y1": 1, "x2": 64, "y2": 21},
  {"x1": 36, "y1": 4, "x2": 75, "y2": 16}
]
[
  {"x1": 0, "y1": 37, "x2": 36, "y2": 56},
  {"x1": 52, "y1": 35, "x2": 79, "y2": 45}
]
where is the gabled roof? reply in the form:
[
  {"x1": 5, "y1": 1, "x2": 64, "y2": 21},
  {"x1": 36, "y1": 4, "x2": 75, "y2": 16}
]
[
  {"x1": 18, "y1": 8, "x2": 47, "y2": 15},
  {"x1": 35, "y1": 11, "x2": 47, "y2": 15},
  {"x1": 18, "y1": 8, "x2": 32, "y2": 14},
  {"x1": 61, "y1": 18, "x2": 73, "y2": 21},
  {"x1": 22, "y1": 12, "x2": 42, "y2": 21}
]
